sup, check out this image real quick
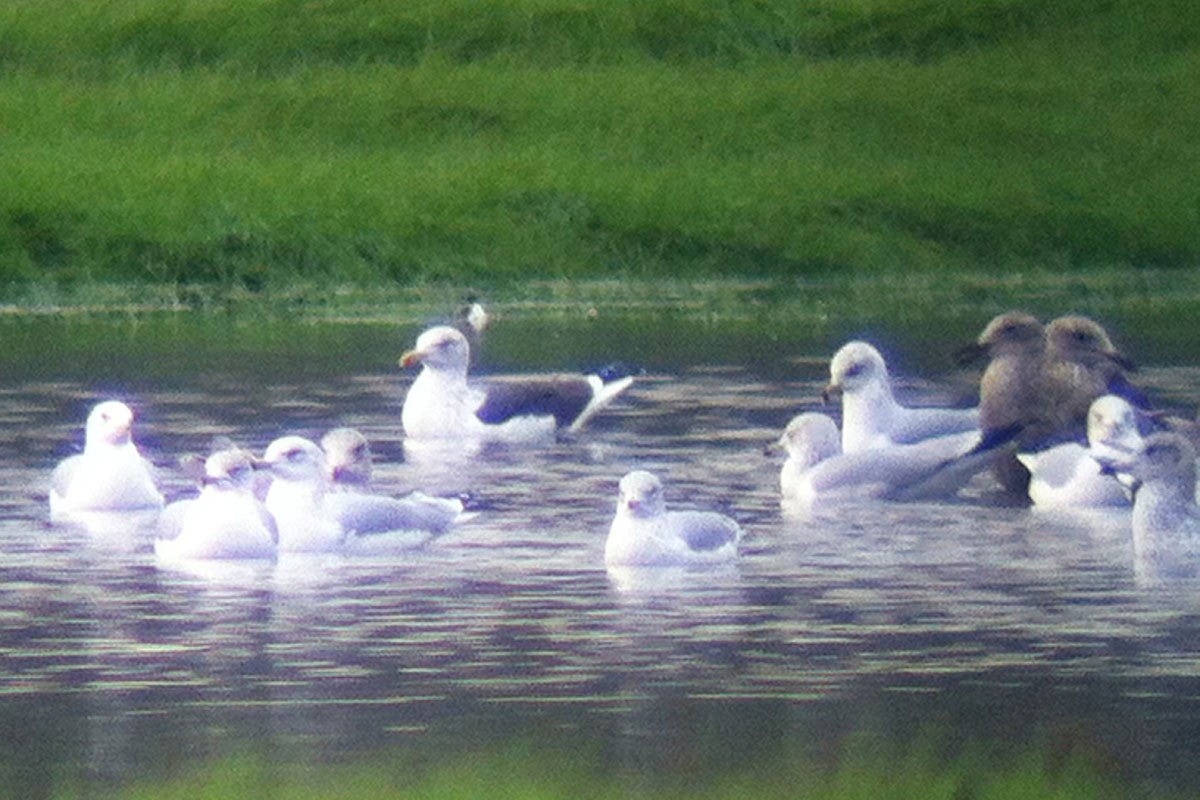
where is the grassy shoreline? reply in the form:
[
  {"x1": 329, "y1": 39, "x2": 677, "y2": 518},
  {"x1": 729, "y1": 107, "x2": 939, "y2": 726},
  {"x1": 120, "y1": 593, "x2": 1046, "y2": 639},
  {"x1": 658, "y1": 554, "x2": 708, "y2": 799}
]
[
  {"x1": 6, "y1": 269, "x2": 1200, "y2": 379},
  {"x1": 3, "y1": 268, "x2": 1197, "y2": 326},
  {"x1": 1, "y1": 0, "x2": 1197, "y2": 294},
  {"x1": 43, "y1": 731, "x2": 1183, "y2": 800}
]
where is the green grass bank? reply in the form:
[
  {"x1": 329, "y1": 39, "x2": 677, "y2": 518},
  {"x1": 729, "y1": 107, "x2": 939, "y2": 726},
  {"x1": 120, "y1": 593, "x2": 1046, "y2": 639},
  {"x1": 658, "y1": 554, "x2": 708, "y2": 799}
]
[
  {"x1": 41, "y1": 733, "x2": 1187, "y2": 800},
  {"x1": 0, "y1": 0, "x2": 1197, "y2": 306}
]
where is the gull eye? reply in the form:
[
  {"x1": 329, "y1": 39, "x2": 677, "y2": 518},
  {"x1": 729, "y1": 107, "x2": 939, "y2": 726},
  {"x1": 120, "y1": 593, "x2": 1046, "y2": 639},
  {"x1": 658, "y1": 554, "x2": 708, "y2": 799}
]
[
  {"x1": 845, "y1": 363, "x2": 865, "y2": 378},
  {"x1": 1146, "y1": 443, "x2": 1173, "y2": 461}
]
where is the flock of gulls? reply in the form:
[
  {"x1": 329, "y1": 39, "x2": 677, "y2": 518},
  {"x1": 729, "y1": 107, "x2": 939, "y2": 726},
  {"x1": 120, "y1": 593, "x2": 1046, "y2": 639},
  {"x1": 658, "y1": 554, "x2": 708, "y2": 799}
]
[{"x1": 45, "y1": 306, "x2": 1200, "y2": 578}]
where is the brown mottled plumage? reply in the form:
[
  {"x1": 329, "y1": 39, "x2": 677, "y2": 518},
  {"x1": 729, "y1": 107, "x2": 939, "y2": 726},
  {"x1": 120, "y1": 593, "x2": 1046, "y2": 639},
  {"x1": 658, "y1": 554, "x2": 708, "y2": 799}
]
[{"x1": 968, "y1": 312, "x2": 1142, "y2": 499}]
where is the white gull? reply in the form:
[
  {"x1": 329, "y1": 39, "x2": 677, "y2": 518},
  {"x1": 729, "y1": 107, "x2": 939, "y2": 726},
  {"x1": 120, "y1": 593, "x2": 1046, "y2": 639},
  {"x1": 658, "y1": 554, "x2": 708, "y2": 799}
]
[
  {"x1": 776, "y1": 413, "x2": 842, "y2": 499},
  {"x1": 400, "y1": 325, "x2": 633, "y2": 445},
  {"x1": 49, "y1": 400, "x2": 164, "y2": 519},
  {"x1": 605, "y1": 470, "x2": 741, "y2": 567},
  {"x1": 263, "y1": 435, "x2": 464, "y2": 554},
  {"x1": 823, "y1": 341, "x2": 978, "y2": 454},
  {"x1": 320, "y1": 426, "x2": 374, "y2": 489},
  {"x1": 776, "y1": 412, "x2": 985, "y2": 505},
  {"x1": 156, "y1": 448, "x2": 278, "y2": 561},
  {"x1": 1117, "y1": 432, "x2": 1200, "y2": 578},
  {"x1": 319, "y1": 426, "x2": 466, "y2": 534},
  {"x1": 1017, "y1": 394, "x2": 1142, "y2": 509}
]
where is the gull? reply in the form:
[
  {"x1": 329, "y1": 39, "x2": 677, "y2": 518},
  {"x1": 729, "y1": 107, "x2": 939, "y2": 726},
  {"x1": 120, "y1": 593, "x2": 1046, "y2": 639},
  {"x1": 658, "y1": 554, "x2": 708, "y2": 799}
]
[
  {"x1": 965, "y1": 312, "x2": 1142, "y2": 498},
  {"x1": 823, "y1": 341, "x2": 978, "y2": 454},
  {"x1": 455, "y1": 297, "x2": 490, "y2": 341},
  {"x1": 775, "y1": 412, "x2": 987, "y2": 505},
  {"x1": 1017, "y1": 394, "x2": 1142, "y2": 509},
  {"x1": 1116, "y1": 432, "x2": 1200, "y2": 577},
  {"x1": 967, "y1": 311, "x2": 1046, "y2": 436},
  {"x1": 400, "y1": 325, "x2": 633, "y2": 444},
  {"x1": 49, "y1": 400, "x2": 164, "y2": 518},
  {"x1": 318, "y1": 426, "x2": 466, "y2": 533},
  {"x1": 965, "y1": 311, "x2": 1049, "y2": 495},
  {"x1": 262, "y1": 436, "x2": 343, "y2": 553},
  {"x1": 320, "y1": 427, "x2": 374, "y2": 489},
  {"x1": 447, "y1": 297, "x2": 490, "y2": 367},
  {"x1": 605, "y1": 470, "x2": 741, "y2": 567},
  {"x1": 776, "y1": 413, "x2": 843, "y2": 499},
  {"x1": 324, "y1": 489, "x2": 465, "y2": 544},
  {"x1": 156, "y1": 449, "x2": 278, "y2": 561},
  {"x1": 263, "y1": 436, "x2": 465, "y2": 554},
  {"x1": 1044, "y1": 315, "x2": 1145, "y2": 423}
]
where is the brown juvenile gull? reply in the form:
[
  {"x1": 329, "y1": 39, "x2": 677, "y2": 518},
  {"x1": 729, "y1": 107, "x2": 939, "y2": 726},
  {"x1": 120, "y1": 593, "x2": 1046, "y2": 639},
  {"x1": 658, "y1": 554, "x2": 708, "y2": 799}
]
[
  {"x1": 1043, "y1": 314, "x2": 1144, "y2": 421},
  {"x1": 965, "y1": 311, "x2": 1051, "y2": 495}
]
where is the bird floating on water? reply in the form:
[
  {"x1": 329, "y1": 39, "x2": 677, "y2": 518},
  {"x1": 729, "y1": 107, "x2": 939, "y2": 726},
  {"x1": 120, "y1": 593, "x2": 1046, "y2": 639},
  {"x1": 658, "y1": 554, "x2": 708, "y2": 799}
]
[
  {"x1": 400, "y1": 325, "x2": 633, "y2": 446},
  {"x1": 49, "y1": 400, "x2": 164, "y2": 519},
  {"x1": 1017, "y1": 394, "x2": 1143, "y2": 509},
  {"x1": 964, "y1": 312, "x2": 1144, "y2": 499},
  {"x1": 775, "y1": 411, "x2": 987, "y2": 505},
  {"x1": 823, "y1": 340, "x2": 978, "y2": 454},
  {"x1": 605, "y1": 470, "x2": 741, "y2": 567},
  {"x1": 263, "y1": 435, "x2": 466, "y2": 554},
  {"x1": 156, "y1": 448, "x2": 278, "y2": 561},
  {"x1": 1105, "y1": 432, "x2": 1200, "y2": 578}
]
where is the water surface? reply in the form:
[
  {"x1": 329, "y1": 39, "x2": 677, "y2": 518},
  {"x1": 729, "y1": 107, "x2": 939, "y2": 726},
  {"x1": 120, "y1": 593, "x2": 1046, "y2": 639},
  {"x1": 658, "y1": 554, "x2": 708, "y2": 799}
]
[{"x1": 2, "y1": 312, "x2": 1200, "y2": 795}]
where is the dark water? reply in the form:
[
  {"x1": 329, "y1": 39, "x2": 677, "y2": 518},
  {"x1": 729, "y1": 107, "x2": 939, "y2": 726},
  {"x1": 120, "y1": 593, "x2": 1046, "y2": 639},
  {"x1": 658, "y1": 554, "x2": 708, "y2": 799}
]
[{"x1": 3, "y1": 312, "x2": 1200, "y2": 796}]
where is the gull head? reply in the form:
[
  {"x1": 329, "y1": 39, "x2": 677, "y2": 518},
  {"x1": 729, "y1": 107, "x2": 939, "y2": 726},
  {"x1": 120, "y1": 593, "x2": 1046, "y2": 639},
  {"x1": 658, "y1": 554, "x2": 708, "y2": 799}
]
[
  {"x1": 1127, "y1": 432, "x2": 1197, "y2": 492},
  {"x1": 1087, "y1": 395, "x2": 1141, "y2": 456},
  {"x1": 1047, "y1": 316, "x2": 1134, "y2": 371},
  {"x1": 616, "y1": 470, "x2": 667, "y2": 520},
  {"x1": 460, "y1": 299, "x2": 490, "y2": 334},
  {"x1": 824, "y1": 341, "x2": 888, "y2": 401},
  {"x1": 400, "y1": 326, "x2": 471, "y2": 372},
  {"x1": 967, "y1": 311, "x2": 1045, "y2": 362},
  {"x1": 777, "y1": 413, "x2": 842, "y2": 469},
  {"x1": 263, "y1": 436, "x2": 329, "y2": 485},
  {"x1": 202, "y1": 448, "x2": 260, "y2": 493},
  {"x1": 321, "y1": 427, "x2": 372, "y2": 487},
  {"x1": 84, "y1": 400, "x2": 137, "y2": 449}
]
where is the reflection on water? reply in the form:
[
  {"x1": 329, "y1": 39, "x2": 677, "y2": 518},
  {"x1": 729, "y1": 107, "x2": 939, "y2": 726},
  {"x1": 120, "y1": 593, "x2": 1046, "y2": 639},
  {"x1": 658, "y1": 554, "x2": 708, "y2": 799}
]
[{"x1": 2, "y1": 316, "x2": 1200, "y2": 794}]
